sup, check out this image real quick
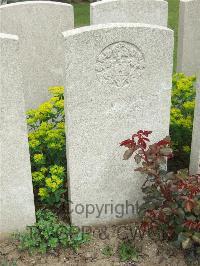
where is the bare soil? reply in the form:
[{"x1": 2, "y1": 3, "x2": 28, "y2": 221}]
[{"x1": 0, "y1": 222, "x2": 198, "y2": 266}]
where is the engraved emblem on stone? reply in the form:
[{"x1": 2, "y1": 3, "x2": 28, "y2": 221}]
[{"x1": 95, "y1": 41, "x2": 145, "y2": 88}]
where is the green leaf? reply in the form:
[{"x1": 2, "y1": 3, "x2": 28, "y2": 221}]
[
  {"x1": 48, "y1": 237, "x2": 59, "y2": 248},
  {"x1": 196, "y1": 246, "x2": 200, "y2": 255},
  {"x1": 186, "y1": 214, "x2": 196, "y2": 221},
  {"x1": 182, "y1": 238, "x2": 192, "y2": 249},
  {"x1": 176, "y1": 208, "x2": 185, "y2": 219},
  {"x1": 123, "y1": 149, "x2": 134, "y2": 160},
  {"x1": 39, "y1": 242, "x2": 47, "y2": 254},
  {"x1": 193, "y1": 203, "x2": 200, "y2": 216},
  {"x1": 162, "y1": 207, "x2": 172, "y2": 215},
  {"x1": 134, "y1": 154, "x2": 141, "y2": 164},
  {"x1": 16, "y1": 210, "x2": 90, "y2": 254},
  {"x1": 192, "y1": 233, "x2": 200, "y2": 244},
  {"x1": 119, "y1": 242, "x2": 139, "y2": 262}
]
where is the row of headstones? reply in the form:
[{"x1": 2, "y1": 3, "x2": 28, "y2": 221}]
[
  {"x1": 0, "y1": 0, "x2": 199, "y2": 109},
  {"x1": 0, "y1": 0, "x2": 169, "y2": 111},
  {"x1": 0, "y1": 0, "x2": 199, "y2": 236}
]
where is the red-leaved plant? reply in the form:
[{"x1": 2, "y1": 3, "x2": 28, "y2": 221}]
[{"x1": 120, "y1": 130, "x2": 200, "y2": 251}]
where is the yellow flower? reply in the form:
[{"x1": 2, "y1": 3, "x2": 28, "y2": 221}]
[
  {"x1": 183, "y1": 101, "x2": 195, "y2": 111},
  {"x1": 47, "y1": 142, "x2": 57, "y2": 150},
  {"x1": 40, "y1": 167, "x2": 48, "y2": 174},
  {"x1": 183, "y1": 146, "x2": 191, "y2": 154},
  {"x1": 27, "y1": 117, "x2": 37, "y2": 125},
  {"x1": 26, "y1": 85, "x2": 66, "y2": 205},
  {"x1": 32, "y1": 171, "x2": 45, "y2": 183},
  {"x1": 48, "y1": 86, "x2": 64, "y2": 96},
  {"x1": 50, "y1": 96, "x2": 59, "y2": 103},
  {"x1": 54, "y1": 99, "x2": 64, "y2": 109},
  {"x1": 29, "y1": 139, "x2": 40, "y2": 149},
  {"x1": 26, "y1": 109, "x2": 36, "y2": 117},
  {"x1": 52, "y1": 175, "x2": 63, "y2": 186},
  {"x1": 39, "y1": 122, "x2": 53, "y2": 131},
  {"x1": 32, "y1": 102, "x2": 53, "y2": 121},
  {"x1": 57, "y1": 122, "x2": 65, "y2": 130},
  {"x1": 46, "y1": 177, "x2": 52, "y2": 186},
  {"x1": 38, "y1": 187, "x2": 49, "y2": 198},
  {"x1": 50, "y1": 165, "x2": 65, "y2": 177},
  {"x1": 45, "y1": 178, "x2": 60, "y2": 192},
  {"x1": 33, "y1": 154, "x2": 45, "y2": 164}
]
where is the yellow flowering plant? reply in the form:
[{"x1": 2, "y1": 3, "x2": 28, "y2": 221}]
[
  {"x1": 170, "y1": 73, "x2": 196, "y2": 168},
  {"x1": 27, "y1": 87, "x2": 67, "y2": 207}
]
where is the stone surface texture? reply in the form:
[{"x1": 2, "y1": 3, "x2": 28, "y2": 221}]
[
  {"x1": 0, "y1": 1, "x2": 74, "y2": 110},
  {"x1": 63, "y1": 24, "x2": 174, "y2": 226},
  {"x1": 90, "y1": 0, "x2": 168, "y2": 26},
  {"x1": 0, "y1": 33, "x2": 35, "y2": 237},
  {"x1": 177, "y1": 0, "x2": 200, "y2": 78},
  {"x1": 190, "y1": 83, "x2": 200, "y2": 175}
]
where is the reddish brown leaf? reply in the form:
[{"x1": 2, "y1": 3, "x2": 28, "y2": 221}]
[
  {"x1": 123, "y1": 148, "x2": 134, "y2": 160},
  {"x1": 184, "y1": 199, "x2": 195, "y2": 212},
  {"x1": 120, "y1": 139, "x2": 136, "y2": 149}
]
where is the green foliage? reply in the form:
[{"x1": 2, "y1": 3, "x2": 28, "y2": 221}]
[
  {"x1": 101, "y1": 245, "x2": 114, "y2": 257},
  {"x1": 119, "y1": 242, "x2": 139, "y2": 262},
  {"x1": 167, "y1": 0, "x2": 179, "y2": 70},
  {"x1": 16, "y1": 210, "x2": 90, "y2": 254},
  {"x1": 121, "y1": 130, "x2": 200, "y2": 252},
  {"x1": 170, "y1": 73, "x2": 196, "y2": 166},
  {"x1": 139, "y1": 169, "x2": 200, "y2": 251},
  {"x1": 73, "y1": 2, "x2": 90, "y2": 27},
  {"x1": 27, "y1": 87, "x2": 67, "y2": 207}
]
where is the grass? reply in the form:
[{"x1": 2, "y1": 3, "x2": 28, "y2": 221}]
[
  {"x1": 73, "y1": 1, "x2": 180, "y2": 69},
  {"x1": 119, "y1": 242, "x2": 139, "y2": 262},
  {"x1": 102, "y1": 245, "x2": 114, "y2": 257},
  {"x1": 73, "y1": 2, "x2": 90, "y2": 27},
  {"x1": 167, "y1": 0, "x2": 180, "y2": 71}
]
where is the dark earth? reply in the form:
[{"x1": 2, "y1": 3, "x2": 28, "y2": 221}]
[{"x1": 1, "y1": 222, "x2": 199, "y2": 266}]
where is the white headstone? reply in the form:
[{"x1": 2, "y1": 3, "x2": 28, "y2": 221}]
[
  {"x1": 90, "y1": 0, "x2": 168, "y2": 26},
  {"x1": 0, "y1": 33, "x2": 35, "y2": 237},
  {"x1": 63, "y1": 24, "x2": 174, "y2": 226},
  {"x1": 177, "y1": 0, "x2": 200, "y2": 78},
  {"x1": 0, "y1": 1, "x2": 74, "y2": 110},
  {"x1": 190, "y1": 83, "x2": 200, "y2": 175},
  {"x1": 0, "y1": 0, "x2": 7, "y2": 5}
]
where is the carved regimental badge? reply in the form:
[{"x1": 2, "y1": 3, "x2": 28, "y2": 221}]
[{"x1": 95, "y1": 42, "x2": 145, "y2": 88}]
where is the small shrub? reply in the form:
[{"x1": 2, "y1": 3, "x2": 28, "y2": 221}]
[
  {"x1": 119, "y1": 242, "x2": 139, "y2": 262},
  {"x1": 170, "y1": 73, "x2": 196, "y2": 167},
  {"x1": 120, "y1": 130, "x2": 200, "y2": 251},
  {"x1": 101, "y1": 245, "x2": 114, "y2": 257},
  {"x1": 16, "y1": 210, "x2": 90, "y2": 254},
  {"x1": 27, "y1": 87, "x2": 66, "y2": 207}
]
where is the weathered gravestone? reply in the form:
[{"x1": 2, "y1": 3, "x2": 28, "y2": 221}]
[
  {"x1": 90, "y1": 0, "x2": 168, "y2": 26},
  {"x1": 190, "y1": 83, "x2": 200, "y2": 175},
  {"x1": 0, "y1": 33, "x2": 35, "y2": 237},
  {"x1": 0, "y1": 0, "x2": 7, "y2": 5},
  {"x1": 63, "y1": 24, "x2": 174, "y2": 226},
  {"x1": 0, "y1": 1, "x2": 74, "y2": 110},
  {"x1": 177, "y1": 0, "x2": 200, "y2": 78}
]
